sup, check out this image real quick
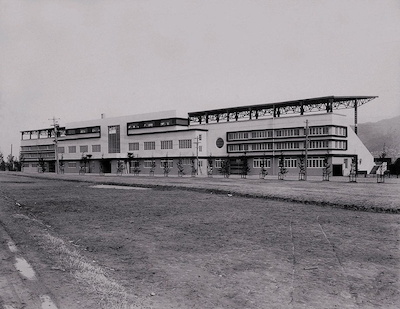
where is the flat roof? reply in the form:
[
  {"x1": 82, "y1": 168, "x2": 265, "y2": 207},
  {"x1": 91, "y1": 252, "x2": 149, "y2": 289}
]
[{"x1": 188, "y1": 95, "x2": 377, "y2": 117}]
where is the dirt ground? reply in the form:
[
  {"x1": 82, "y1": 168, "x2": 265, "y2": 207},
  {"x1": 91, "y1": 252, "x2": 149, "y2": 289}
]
[{"x1": 0, "y1": 172, "x2": 399, "y2": 308}]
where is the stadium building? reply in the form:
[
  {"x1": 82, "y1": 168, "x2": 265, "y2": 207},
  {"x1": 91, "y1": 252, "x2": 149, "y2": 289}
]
[{"x1": 20, "y1": 96, "x2": 377, "y2": 177}]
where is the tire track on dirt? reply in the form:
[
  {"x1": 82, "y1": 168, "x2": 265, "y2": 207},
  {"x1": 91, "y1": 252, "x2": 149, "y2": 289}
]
[
  {"x1": 0, "y1": 220, "x2": 58, "y2": 309},
  {"x1": 289, "y1": 218, "x2": 296, "y2": 307},
  {"x1": 316, "y1": 215, "x2": 382, "y2": 308}
]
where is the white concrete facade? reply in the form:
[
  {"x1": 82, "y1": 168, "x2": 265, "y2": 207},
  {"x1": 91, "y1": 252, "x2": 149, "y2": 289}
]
[{"x1": 20, "y1": 98, "x2": 375, "y2": 177}]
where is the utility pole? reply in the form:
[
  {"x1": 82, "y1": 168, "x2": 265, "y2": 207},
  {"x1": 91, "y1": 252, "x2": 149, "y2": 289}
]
[
  {"x1": 50, "y1": 117, "x2": 60, "y2": 174},
  {"x1": 194, "y1": 135, "x2": 200, "y2": 175},
  {"x1": 304, "y1": 119, "x2": 309, "y2": 181}
]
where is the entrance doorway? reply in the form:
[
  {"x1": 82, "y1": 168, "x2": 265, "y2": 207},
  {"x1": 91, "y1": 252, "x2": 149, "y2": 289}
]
[
  {"x1": 49, "y1": 161, "x2": 55, "y2": 173},
  {"x1": 100, "y1": 160, "x2": 112, "y2": 173},
  {"x1": 332, "y1": 164, "x2": 343, "y2": 176}
]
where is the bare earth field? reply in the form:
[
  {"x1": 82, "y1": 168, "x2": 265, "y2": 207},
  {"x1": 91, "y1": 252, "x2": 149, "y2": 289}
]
[{"x1": 0, "y1": 172, "x2": 399, "y2": 309}]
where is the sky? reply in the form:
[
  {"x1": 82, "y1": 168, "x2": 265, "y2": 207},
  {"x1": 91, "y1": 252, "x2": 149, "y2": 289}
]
[{"x1": 1, "y1": 0, "x2": 399, "y2": 156}]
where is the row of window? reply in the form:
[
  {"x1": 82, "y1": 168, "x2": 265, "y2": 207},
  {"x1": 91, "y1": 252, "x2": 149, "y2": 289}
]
[
  {"x1": 309, "y1": 140, "x2": 329, "y2": 149},
  {"x1": 276, "y1": 128, "x2": 300, "y2": 137},
  {"x1": 227, "y1": 140, "x2": 346, "y2": 152},
  {"x1": 66, "y1": 126, "x2": 100, "y2": 135},
  {"x1": 276, "y1": 141, "x2": 301, "y2": 150},
  {"x1": 21, "y1": 145, "x2": 54, "y2": 152},
  {"x1": 22, "y1": 153, "x2": 54, "y2": 158},
  {"x1": 227, "y1": 126, "x2": 347, "y2": 141},
  {"x1": 22, "y1": 157, "x2": 327, "y2": 169},
  {"x1": 127, "y1": 118, "x2": 189, "y2": 130},
  {"x1": 141, "y1": 139, "x2": 195, "y2": 151},
  {"x1": 58, "y1": 145, "x2": 102, "y2": 154},
  {"x1": 57, "y1": 138, "x2": 197, "y2": 154},
  {"x1": 21, "y1": 130, "x2": 65, "y2": 140},
  {"x1": 308, "y1": 127, "x2": 329, "y2": 135},
  {"x1": 214, "y1": 157, "x2": 327, "y2": 169},
  {"x1": 279, "y1": 157, "x2": 327, "y2": 168}
]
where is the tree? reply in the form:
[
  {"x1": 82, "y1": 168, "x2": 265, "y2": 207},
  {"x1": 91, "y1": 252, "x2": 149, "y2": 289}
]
[
  {"x1": 6, "y1": 154, "x2": 15, "y2": 171},
  {"x1": 163, "y1": 159, "x2": 170, "y2": 177},
  {"x1": 99, "y1": 155, "x2": 106, "y2": 175},
  {"x1": 177, "y1": 157, "x2": 185, "y2": 177},
  {"x1": 278, "y1": 153, "x2": 287, "y2": 180},
  {"x1": 259, "y1": 156, "x2": 268, "y2": 179},
  {"x1": 298, "y1": 154, "x2": 306, "y2": 180},
  {"x1": 322, "y1": 155, "x2": 331, "y2": 181},
  {"x1": 59, "y1": 155, "x2": 65, "y2": 174},
  {"x1": 207, "y1": 155, "x2": 213, "y2": 177},
  {"x1": 38, "y1": 157, "x2": 46, "y2": 173},
  {"x1": 0, "y1": 152, "x2": 6, "y2": 171},
  {"x1": 149, "y1": 157, "x2": 156, "y2": 176},
  {"x1": 220, "y1": 157, "x2": 231, "y2": 178},
  {"x1": 116, "y1": 160, "x2": 124, "y2": 175},
  {"x1": 190, "y1": 157, "x2": 197, "y2": 177},
  {"x1": 14, "y1": 154, "x2": 24, "y2": 172}
]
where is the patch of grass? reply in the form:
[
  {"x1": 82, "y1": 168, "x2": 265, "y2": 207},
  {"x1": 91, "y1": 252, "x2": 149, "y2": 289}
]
[{"x1": 43, "y1": 233, "x2": 135, "y2": 309}]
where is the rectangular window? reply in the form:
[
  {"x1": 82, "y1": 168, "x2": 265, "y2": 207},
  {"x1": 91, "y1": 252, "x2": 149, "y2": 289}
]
[
  {"x1": 68, "y1": 146, "x2": 76, "y2": 153},
  {"x1": 309, "y1": 140, "x2": 328, "y2": 149},
  {"x1": 275, "y1": 128, "x2": 300, "y2": 137},
  {"x1": 161, "y1": 140, "x2": 173, "y2": 149},
  {"x1": 251, "y1": 130, "x2": 273, "y2": 139},
  {"x1": 228, "y1": 144, "x2": 249, "y2": 152},
  {"x1": 179, "y1": 139, "x2": 192, "y2": 149},
  {"x1": 22, "y1": 132, "x2": 31, "y2": 140},
  {"x1": 307, "y1": 157, "x2": 325, "y2": 168},
  {"x1": 215, "y1": 159, "x2": 223, "y2": 168},
  {"x1": 284, "y1": 158, "x2": 297, "y2": 168},
  {"x1": 227, "y1": 132, "x2": 249, "y2": 141},
  {"x1": 144, "y1": 141, "x2": 155, "y2": 150},
  {"x1": 143, "y1": 160, "x2": 156, "y2": 168},
  {"x1": 253, "y1": 158, "x2": 271, "y2": 168},
  {"x1": 30, "y1": 131, "x2": 39, "y2": 139},
  {"x1": 181, "y1": 158, "x2": 192, "y2": 165},
  {"x1": 92, "y1": 145, "x2": 101, "y2": 152},
  {"x1": 58, "y1": 147, "x2": 65, "y2": 153},
  {"x1": 198, "y1": 134, "x2": 202, "y2": 141},
  {"x1": 143, "y1": 122, "x2": 154, "y2": 128},
  {"x1": 160, "y1": 119, "x2": 172, "y2": 126},
  {"x1": 199, "y1": 146, "x2": 203, "y2": 152},
  {"x1": 108, "y1": 125, "x2": 120, "y2": 153},
  {"x1": 129, "y1": 142, "x2": 139, "y2": 151},
  {"x1": 309, "y1": 126, "x2": 329, "y2": 136},
  {"x1": 275, "y1": 142, "x2": 300, "y2": 150},
  {"x1": 128, "y1": 123, "x2": 140, "y2": 129},
  {"x1": 80, "y1": 145, "x2": 88, "y2": 153},
  {"x1": 251, "y1": 143, "x2": 273, "y2": 151},
  {"x1": 344, "y1": 158, "x2": 348, "y2": 169},
  {"x1": 160, "y1": 159, "x2": 173, "y2": 168},
  {"x1": 39, "y1": 130, "x2": 48, "y2": 139},
  {"x1": 333, "y1": 140, "x2": 347, "y2": 149},
  {"x1": 334, "y1": 126, "x2": 347, "y2": 136},
  {"x1": 68, "y1": 162, "x2": 77, "y2": 168}
]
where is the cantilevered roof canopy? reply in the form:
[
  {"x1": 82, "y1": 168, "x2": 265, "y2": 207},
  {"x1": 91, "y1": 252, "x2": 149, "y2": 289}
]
[{"x1": 188, "y1": 96, "x2": 377, "y2": 127}]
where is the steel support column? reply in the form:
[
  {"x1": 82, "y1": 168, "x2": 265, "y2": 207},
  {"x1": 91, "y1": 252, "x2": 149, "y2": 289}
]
[{"x1": 354, "y1": 99, "x2": 358, "y2": 135}]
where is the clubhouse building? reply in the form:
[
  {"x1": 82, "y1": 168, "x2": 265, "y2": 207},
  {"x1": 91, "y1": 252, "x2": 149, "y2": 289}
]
[{"x1": 20, "y1": 96, "x2": 377, "y2": 177}]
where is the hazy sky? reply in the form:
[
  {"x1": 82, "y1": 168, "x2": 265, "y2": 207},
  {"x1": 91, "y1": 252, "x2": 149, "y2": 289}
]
[{"x1": 1, "y1": 0, "x2": 399, "y2": 156}]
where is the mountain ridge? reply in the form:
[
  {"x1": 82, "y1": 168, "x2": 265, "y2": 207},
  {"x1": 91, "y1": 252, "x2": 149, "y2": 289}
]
[{"x1": 357, "y1": 115, "x2": 400, "y2": 158}]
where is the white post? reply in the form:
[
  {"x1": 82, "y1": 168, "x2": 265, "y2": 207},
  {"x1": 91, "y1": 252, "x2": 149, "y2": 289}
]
[{"x1": 305, "y1": 119, "x2": 309, "y2": 181}]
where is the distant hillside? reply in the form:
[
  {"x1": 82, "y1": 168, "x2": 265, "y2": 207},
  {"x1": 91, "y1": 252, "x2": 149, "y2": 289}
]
[{"x1": 357, "y1": 115, "x2": 400, "y2": 159}]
